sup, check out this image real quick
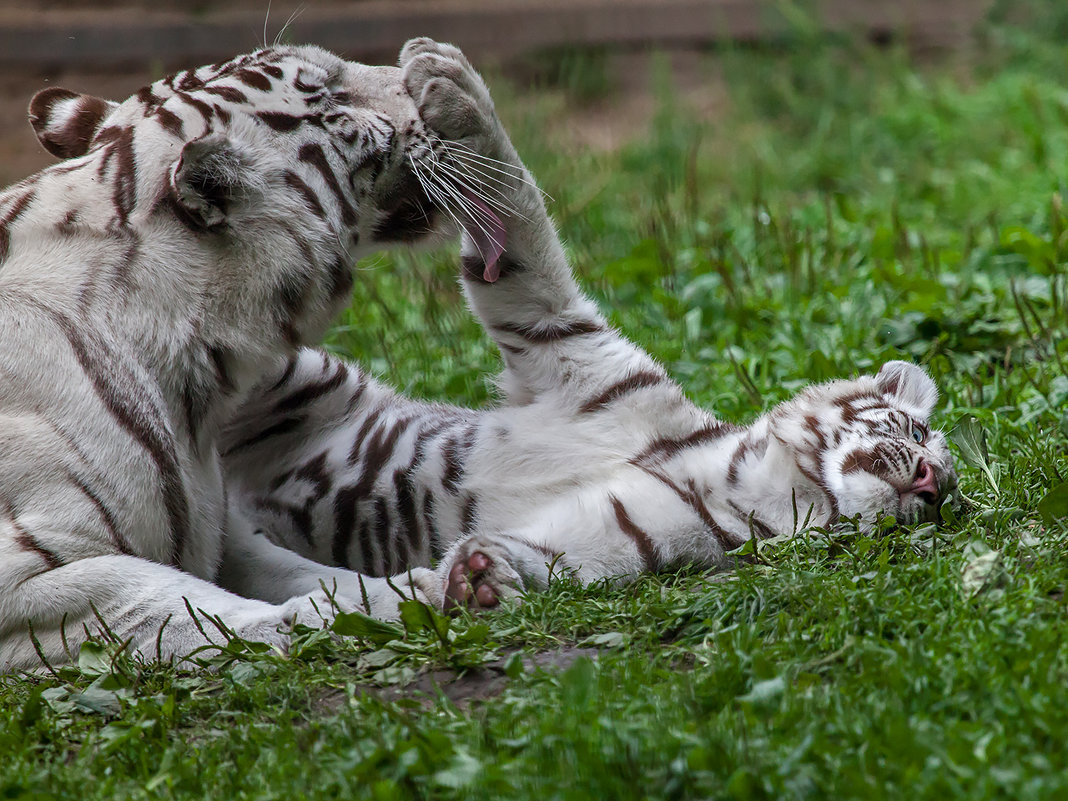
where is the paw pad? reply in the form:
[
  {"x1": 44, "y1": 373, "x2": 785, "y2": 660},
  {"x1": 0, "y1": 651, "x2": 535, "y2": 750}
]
[{"x1": 445, "y1": 550, "x2": 500, "y2": 611}]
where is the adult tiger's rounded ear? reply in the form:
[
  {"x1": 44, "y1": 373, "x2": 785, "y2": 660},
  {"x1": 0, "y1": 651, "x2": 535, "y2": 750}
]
[
  {"x1": 28, "y1": 88, "x2": 118, "y2": 159},
  {"x1": 170, "y1": 134, "x2": 254, "y2": 230},
  {"x1": 876, "y1": 361, "x2": 938, "y2": 418}
]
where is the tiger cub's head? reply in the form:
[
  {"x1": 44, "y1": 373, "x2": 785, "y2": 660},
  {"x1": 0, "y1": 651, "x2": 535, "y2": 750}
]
[
  {"x1": 768, "y1": 361, "x2": 958, "y2": 527},
  {"x1": 25, "y1": 44, "x2": 455, "y2": 344}
]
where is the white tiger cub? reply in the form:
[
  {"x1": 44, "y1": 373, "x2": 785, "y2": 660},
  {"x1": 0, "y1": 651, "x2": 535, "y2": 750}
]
[
  {"x1": 0, "y1": 43, "x2": 480, "y2": 672},
  {"x1": 222, "y1": 40, "x2": 958, "y2": 614}
]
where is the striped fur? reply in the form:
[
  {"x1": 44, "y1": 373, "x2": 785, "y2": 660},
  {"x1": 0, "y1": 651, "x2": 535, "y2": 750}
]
[
  {"x1": 223, "y1": 40, "x2": 958, "y2": 614},
  {"x1": 224, "y1": 349, "x2": 958, "y2": 608},
  {"x1": 1, "y1": 39, "x2": 958, "y2": 670},
  {"x1": 0, "y1": 43, "x2": 473, "y2": 672}
]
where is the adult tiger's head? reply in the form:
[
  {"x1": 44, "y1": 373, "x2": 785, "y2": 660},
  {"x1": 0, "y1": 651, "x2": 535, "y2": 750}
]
[
  {"x1": 21, "y1": 44, "x2": 456, "y2": 348},
  {"x1": 768, "y1": 361, "x2": 958, "y2": 527}
]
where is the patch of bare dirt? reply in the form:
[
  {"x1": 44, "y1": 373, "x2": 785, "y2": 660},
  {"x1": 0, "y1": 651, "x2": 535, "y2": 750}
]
[
  {"x1": 314, "y1": 646, "x2": 601, "y2": 715},
  {"x1": 556, "y1": 50, "x2": 728, "y2": 153}
]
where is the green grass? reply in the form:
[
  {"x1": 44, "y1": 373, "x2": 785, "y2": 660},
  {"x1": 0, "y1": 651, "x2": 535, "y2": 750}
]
[{"x1": 5, "y1": 9, "x2": 1068, "y2": 800}]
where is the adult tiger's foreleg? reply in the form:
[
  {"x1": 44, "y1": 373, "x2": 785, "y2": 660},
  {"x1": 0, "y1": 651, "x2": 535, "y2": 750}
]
[
  {"x1": 1, "y1": 518, "x2": 443, "y2": 672},
  {"x1": 0, "y1": 550, "x2": 306, "y2": 672}
]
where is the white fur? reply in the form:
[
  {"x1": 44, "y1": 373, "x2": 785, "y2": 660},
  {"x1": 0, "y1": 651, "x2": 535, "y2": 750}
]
[{"x1": 0, "y1": 44, "x2": 454, "y2": 672}]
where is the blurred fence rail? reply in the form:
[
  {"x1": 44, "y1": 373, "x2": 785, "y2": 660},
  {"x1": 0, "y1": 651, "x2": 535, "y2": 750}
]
[{"x1": 0, "y1": 0, "x2": 993, "y2": 70}]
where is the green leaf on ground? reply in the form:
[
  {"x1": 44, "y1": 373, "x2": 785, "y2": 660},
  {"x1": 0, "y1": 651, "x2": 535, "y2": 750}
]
[
  {"x1": 960, "y1": 541, "x2": 1009, "y2": 601},
  {"x1": 951, "y1": 415, "x2": 1001, "y2": 498},
  {"x1": 332, "y1": 610, "x2": 402, "y2": 645}
]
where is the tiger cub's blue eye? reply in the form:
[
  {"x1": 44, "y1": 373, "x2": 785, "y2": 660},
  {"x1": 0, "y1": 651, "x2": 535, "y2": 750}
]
[{"x1": 911, "y1": 427, "x2": 925, "y2": 444}]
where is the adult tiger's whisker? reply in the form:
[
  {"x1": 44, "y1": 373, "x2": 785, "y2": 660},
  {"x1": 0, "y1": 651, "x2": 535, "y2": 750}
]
[
  {"x1": 449, "y1": 151, "x2": 538, "y2": 187},
  {"x1": 436, "y1": 166, "x2": 528, "y2": 222},
  {"x1": 411, "y1": 155, "x2": 503, "y2": 258},
  {"x1": 437, "y1": 138, "x2": 527, "y2": 173},
  {"x1": 272, "y1": 2, "x2": 306, "y2": 47},
  {"x1": 425, "y1": 141, "x2": 515, "y2": 209},
  {"x1": 436, "y1": 161, "x2": 528, "y2": 218},
  {"x1": 409, "y1": 155, "x2": 467, "y2": 232},
  {"x1": 440, "y1": 140, "x2": 551, "y2": 200},
  {"x1": 421, "y1": 150, "x2": 512, "y2": 229},
  {"x1": 431, "y1": 146, "x2": 516, "y2": 196},
  {"x1": 425, "y1": 144, "x2": 531, "y2": 223},
  {"x1": 431, "y1": 136, "x2": 533, "y2": 180}
]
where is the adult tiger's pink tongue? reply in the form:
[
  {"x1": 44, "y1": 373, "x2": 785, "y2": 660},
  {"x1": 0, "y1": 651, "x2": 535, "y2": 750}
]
[{"x1": 460, "y1": 188, "x2": 506, "y2": 282}]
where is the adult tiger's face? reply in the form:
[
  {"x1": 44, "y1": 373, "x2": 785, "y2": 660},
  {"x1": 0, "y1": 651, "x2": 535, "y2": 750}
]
[
  {"x1": 26, "y1": 45, "x2": 452, "y2": 344},
  {"x1": 770, "y1": 361, "x2": 959, "y2": 527}
]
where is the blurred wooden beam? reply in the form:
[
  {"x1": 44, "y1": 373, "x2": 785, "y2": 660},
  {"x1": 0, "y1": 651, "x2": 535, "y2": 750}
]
[{"x1": 0, "y1": 0, "x2": 993, "y2": 70}]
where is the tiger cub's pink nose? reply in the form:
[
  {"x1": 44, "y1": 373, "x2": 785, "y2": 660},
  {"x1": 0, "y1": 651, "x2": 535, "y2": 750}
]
[{"x1": 910, "y1": 459, "x2": 938, "y2": 501}]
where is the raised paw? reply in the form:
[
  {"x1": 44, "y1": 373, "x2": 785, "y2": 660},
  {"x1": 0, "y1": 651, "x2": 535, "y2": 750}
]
[
  {"x1": 399, "y1": 38, "x2": 523, "y2": 281},
  {"x1": 399, "y1": 38, "x2": 499, "y2": 150}
]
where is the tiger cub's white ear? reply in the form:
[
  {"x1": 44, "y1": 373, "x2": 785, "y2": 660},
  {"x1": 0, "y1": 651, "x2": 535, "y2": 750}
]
[
  {"x1": 29, "y1": 87, "x2": 118, "y2": 159},
  {"x1": 876, "y1": 361, "x2": 938, "y2": 418},
  {"x1": 170, "y1": 134, "x2": 250, "y2": 230}
]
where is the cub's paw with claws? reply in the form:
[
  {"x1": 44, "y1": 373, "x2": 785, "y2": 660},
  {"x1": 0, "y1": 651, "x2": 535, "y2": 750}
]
[
  {"x1": 399, "y1": 38, "x2": 503, "y2": 152},
  {"x1": 439, "y1": 537, "x2": 524, "y2": 613}
]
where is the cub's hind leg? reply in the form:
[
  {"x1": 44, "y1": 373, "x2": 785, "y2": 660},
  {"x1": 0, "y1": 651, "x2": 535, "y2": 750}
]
[{"x1": 401, "y1": 39, "x2": 673, "y2": 412}]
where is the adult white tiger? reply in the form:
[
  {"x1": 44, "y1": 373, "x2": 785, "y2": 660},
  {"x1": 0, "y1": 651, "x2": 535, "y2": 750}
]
[
  {"x1": 0, "y1": 43, "x2": 470, "y2": 672},
  {"x1": 223, "y1": 40, "x2": 958, "y2": 613}
]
